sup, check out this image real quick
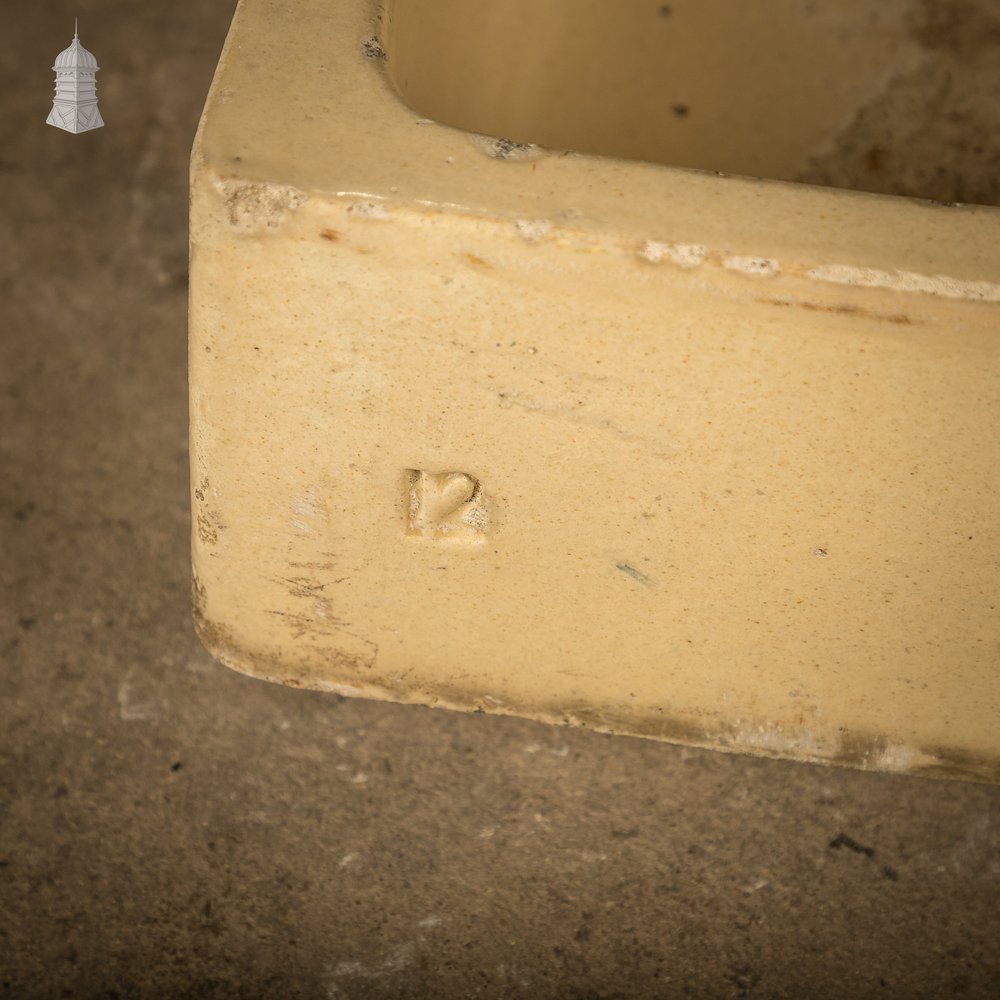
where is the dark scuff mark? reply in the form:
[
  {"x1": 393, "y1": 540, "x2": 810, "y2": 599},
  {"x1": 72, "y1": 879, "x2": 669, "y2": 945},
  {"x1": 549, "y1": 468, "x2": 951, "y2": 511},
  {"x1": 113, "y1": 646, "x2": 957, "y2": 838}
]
[
  {"x1": 756, "y1": 296, "x2": 911, "y2": 325},
  {"x1": 189, "y1": 574, "x2": 1000, "y2": 783},
  {"x1": 913, "y1": 742, "x2": 999, "y2": 782},
  {"x1": 191, "y1": 577, "x2": 240, "y2": 663},
  {"x1": 196, "y1": 508, "x2": 225, "y2": 546},
  {"x1": 615, "y1": 562, "x2": 654, "y2": 586},
  {"x1": 274, "y1": 575, "x2": 349, "y2": 599},
  {"x1": 837, "y1": 730, "x2": 889, "y2": 768}
]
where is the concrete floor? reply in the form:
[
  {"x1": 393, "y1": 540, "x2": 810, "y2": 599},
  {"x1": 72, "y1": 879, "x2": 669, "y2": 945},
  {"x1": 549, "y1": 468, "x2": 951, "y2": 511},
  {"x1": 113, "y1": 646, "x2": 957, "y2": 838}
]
[{"x1": 2, "y1": 2, "x2": 999, "y2": 997}]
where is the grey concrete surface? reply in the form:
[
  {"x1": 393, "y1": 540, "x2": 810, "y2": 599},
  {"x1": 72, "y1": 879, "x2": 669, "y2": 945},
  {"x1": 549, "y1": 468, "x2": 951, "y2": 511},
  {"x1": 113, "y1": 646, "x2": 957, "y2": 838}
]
[{"x1": 2, "y1": 2, "x2": 999, "y2": 998}]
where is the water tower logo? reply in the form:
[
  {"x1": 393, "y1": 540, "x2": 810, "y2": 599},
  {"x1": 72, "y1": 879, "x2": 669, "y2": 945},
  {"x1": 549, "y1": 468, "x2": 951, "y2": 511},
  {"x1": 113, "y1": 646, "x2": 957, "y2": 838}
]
[{"x1": 46, "y1": 19, "x2": 104, "y2": 134}]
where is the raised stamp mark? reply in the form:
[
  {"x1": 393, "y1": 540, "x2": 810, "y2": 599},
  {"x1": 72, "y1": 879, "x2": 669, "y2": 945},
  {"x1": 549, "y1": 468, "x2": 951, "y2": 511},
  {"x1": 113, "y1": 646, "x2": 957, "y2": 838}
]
[{"x1": 405, "y1": 470, "x2": 488, "y2": 542}]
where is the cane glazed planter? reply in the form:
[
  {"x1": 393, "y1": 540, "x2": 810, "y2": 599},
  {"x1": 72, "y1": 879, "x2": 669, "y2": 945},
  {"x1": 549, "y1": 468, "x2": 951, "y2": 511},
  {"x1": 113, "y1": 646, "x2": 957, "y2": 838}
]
[{"x1": 190, "y1": 0, "x2": 1000, "y2": 780}]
